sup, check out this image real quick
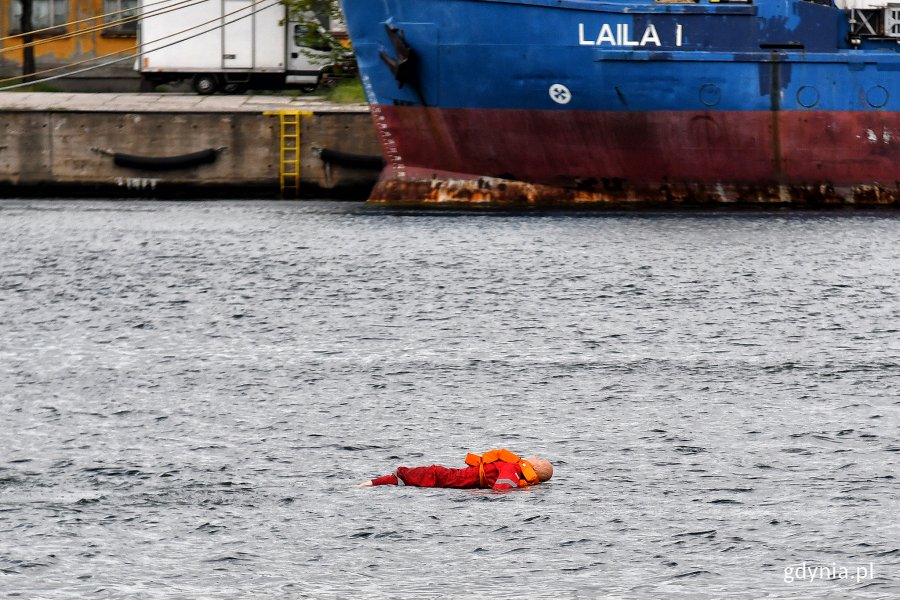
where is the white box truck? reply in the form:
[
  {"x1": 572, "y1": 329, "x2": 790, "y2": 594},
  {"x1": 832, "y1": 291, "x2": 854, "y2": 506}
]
[{"x1": 137, "y1": 0, "x2": 334, "y2": 94}]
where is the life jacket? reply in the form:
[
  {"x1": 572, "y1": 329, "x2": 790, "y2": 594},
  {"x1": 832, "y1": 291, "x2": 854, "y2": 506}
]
[{"x1": 464, "y1": 448, "x2": 541, "y2": 489}]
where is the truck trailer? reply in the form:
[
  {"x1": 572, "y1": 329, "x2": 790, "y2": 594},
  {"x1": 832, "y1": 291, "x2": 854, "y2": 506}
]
[{"x1": 137, "y1": 0, "x2": 333, "y2": 94}]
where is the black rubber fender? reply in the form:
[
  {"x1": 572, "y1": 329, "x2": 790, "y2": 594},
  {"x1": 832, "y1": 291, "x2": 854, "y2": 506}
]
[
  {"x1": 113, "y1": 148, "x2": 219, "y2": 171},
  {"x1": 318, "y1": 148, "x2": 385, "y2": 170}
]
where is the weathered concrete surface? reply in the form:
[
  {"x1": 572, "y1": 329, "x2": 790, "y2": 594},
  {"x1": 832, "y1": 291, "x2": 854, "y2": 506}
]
[{"x1": 0, "y1": 93, "x2": 381, "y2": 198}]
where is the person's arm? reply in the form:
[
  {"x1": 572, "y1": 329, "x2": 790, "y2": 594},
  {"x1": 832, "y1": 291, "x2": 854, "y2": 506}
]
[
  {"x1": 492, "y1": 462, "x2": 523, "y2": 490},
  {"x1": 359, "y1": 474, "x2": 399, "y2": 487}
]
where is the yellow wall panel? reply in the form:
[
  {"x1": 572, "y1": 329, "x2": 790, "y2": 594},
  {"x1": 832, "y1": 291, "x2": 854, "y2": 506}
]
[{"x1": 1, "y1": 0, "x2": 136, "y2": 69}]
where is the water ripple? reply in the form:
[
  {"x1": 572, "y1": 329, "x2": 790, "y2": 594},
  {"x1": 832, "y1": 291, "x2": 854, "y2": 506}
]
[{"x1": 0, "y1": 201, "x2": 898, "y2": 598}]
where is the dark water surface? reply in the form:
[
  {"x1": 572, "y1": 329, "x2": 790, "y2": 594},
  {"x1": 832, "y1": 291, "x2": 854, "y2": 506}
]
[{"x1": 1, "y1": 200, "x2": 898, "y2": 598}]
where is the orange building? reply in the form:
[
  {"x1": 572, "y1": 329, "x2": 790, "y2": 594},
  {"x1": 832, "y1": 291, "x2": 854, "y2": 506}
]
[{"x1": 0, "y1": 0, "x2": 140, "y2": 90}]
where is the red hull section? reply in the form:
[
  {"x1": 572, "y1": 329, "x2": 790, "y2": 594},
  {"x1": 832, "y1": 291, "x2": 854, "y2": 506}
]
[{"x1": 368, "y1": 105, "x2": 900, "y2": 207}]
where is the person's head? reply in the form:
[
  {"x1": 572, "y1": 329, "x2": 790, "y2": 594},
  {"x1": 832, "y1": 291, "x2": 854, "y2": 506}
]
[{"x1": 526, "y1": 457, "x2": 553, "y2": 483}]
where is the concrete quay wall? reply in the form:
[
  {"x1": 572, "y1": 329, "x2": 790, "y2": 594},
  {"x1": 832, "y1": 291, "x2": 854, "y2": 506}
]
[{"x1": 0, "y1": 93, "x2": 382, "y2": 198}]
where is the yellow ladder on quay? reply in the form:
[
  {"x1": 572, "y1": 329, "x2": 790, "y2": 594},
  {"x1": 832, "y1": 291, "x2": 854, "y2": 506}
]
[{"x1": 265, "y1": 110, "x2": 312, "y2": 196}]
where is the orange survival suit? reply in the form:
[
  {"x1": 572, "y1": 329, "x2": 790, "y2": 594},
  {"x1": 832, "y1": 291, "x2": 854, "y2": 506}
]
[{"x1": 369, "y1": 449, "x2": 541, "y2": 491}]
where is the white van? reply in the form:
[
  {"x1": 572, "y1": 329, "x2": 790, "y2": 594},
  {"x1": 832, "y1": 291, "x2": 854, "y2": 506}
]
[{"x1": 136, "y1": 1, "x2": 333, "y2": 94}]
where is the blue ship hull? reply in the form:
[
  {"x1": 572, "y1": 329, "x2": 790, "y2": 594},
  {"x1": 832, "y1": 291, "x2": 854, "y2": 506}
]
[{"x1": 339, "y1": 0, "x2": 900, "y2": 206}]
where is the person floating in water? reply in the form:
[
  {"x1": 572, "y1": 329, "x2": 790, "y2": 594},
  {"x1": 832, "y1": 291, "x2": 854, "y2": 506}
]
[{"x1": 358, "y1": 448, "x2": 553, "y2": 491}]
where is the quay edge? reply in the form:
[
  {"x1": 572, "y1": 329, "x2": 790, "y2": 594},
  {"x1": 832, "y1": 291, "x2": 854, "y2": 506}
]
[{"x1": 0, "y1": 93, "x2": 381, "y2": 199}]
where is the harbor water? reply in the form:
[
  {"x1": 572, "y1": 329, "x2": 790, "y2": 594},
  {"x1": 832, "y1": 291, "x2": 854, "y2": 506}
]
[{"x1": 1, "y1": 200, "x2": 898, "y2": 598}]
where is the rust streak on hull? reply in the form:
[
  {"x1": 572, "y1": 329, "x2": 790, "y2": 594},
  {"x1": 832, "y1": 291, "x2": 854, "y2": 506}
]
[{"x1": 370, "y1": 175, "x2": 900, "y2": 209}]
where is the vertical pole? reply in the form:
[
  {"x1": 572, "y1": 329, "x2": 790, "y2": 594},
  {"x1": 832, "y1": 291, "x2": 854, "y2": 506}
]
[{"x1": 21, "y1": 0, "x2": 36, "y2": 83}]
